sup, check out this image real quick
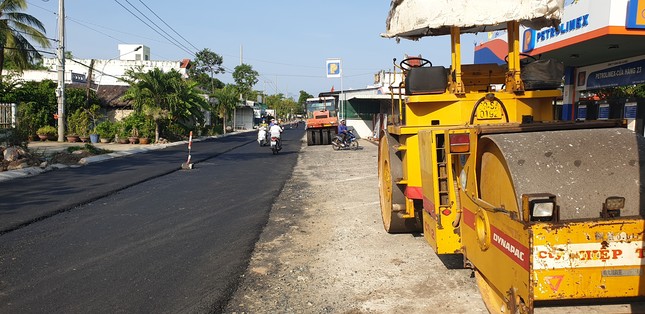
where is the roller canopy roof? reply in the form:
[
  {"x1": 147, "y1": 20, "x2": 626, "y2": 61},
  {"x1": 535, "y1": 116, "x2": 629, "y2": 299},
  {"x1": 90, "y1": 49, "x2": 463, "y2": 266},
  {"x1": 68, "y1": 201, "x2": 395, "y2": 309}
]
[{"x1": 383, "y1": 0, "x2": 564, "y2": 40}]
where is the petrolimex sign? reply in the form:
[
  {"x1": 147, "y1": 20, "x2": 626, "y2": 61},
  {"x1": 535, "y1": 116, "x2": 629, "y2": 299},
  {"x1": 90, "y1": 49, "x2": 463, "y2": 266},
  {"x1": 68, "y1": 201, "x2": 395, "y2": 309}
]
[
  {"x1": 523, "y1": 14, "x2": 590, "y2": 52},
  {"x1": 626, "y1": 0, "x2": 645, "y2": 29},
  {"x1": 576, "y1": 56, "x2": 645, "y2": 91},
  {"x1": 326, "y1": 58, "x2": 341, "y2": 78}
]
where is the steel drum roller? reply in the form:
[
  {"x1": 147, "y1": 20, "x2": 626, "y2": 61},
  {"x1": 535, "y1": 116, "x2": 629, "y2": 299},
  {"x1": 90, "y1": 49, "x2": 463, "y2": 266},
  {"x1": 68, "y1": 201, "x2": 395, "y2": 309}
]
[{"x1": 479, "y1": 128, "x2": 645, "y2": 220}]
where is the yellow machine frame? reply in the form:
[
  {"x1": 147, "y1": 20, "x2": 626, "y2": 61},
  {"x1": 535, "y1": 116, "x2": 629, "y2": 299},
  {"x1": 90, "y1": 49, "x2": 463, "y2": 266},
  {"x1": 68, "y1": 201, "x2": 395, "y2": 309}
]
[
  {"x1": 382, "y1": 23, "x2": 558, "y2": 232},
  {"x1": 379, "y1": 22, "x2": 645, "y2": 313}
]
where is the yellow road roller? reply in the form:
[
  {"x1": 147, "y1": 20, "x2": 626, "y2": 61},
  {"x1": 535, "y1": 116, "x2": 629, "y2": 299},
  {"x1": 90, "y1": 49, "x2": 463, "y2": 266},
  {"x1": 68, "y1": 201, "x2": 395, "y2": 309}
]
[{"x1": 378, "y1": 1, "x2": 645, "y2": 312}]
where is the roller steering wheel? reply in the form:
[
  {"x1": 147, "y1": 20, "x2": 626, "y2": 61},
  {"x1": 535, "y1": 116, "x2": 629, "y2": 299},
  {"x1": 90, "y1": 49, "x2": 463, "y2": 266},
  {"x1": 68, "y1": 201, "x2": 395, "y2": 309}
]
[
  {"x1": 400, "y1": 57, "x2": 432, "y2": 69},
  {"x1": 504, "y1": 53, "x2": 537, "y2": 66}
]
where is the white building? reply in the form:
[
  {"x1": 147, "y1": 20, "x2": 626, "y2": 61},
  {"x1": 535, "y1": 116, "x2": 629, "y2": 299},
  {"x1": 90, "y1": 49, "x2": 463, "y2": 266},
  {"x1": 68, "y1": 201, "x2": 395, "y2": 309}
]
[
  {"x1": 231, "y1": 100, "x2": 256, "y2": 130},
  {"x1": 0, "y1": 44, "x2": 193, "y2": 123},
  {"x1": 38, "y1": 44, "x2": 189, "y2": 87}
]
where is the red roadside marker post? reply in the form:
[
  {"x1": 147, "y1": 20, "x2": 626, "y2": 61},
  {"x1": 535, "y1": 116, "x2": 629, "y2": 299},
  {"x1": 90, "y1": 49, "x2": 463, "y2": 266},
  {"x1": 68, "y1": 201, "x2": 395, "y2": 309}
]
[{"x1": 181, "y1": 131, "x2": 194, "y2": 170}]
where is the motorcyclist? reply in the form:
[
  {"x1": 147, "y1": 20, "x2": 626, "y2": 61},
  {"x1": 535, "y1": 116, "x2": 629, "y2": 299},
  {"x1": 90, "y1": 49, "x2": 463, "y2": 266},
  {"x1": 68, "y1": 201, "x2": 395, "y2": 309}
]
[
  {"x1": 269, "y1": 120, "x2": 284, "y2": 149},
  {"x1": 338, "y1": 119, "x2": 349, "y2": 146},
  {"x1": 257, "y1": 124, "x2": 267, "y2": 146}
]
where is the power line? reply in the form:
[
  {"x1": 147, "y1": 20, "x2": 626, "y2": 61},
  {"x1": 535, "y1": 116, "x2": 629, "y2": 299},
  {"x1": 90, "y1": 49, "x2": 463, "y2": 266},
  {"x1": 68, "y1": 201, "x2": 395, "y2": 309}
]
[
  {"x1": 27, "y1": 0, "x2": 338, "y2": 93},
  {"x1": 241, "y1": 57, "x2": 322, "y2": 70},
  {"x1": 33, "y1": 45, "x2": 55, "y2": 53},
  {"x1": 3, "y1": 46, "x2": 55, "y2": 55},
  {"x1": 137, "y1": 0, "x2": 199, "y2": 52},
  {"x1": 113, "y1": 0, "x2": 195, "y2": 57},
  {"x1": 262, "y1": 73, "x2": 324, "y2": 78},
  {"x1": 260, "y1": 71, "x2": 375, "y2": 79},
  {"x1": 27, "y1": 0, "x2": 171, "y2": 49},
  {"x1": 0, "y1": 26, "x2": 58, "y2": 42},
  {"x1": 65, "y1": 18, "x2": 124, "y2": 45},
  {"x1": 63, "y1": 58, "x2": 128, "y2": 81},
  {"x1": 25, "y1": 1, "x2": 56, "y2": 16},
  {"x1": 121, "y1": 0, "x2": 195, "y2": 55}
]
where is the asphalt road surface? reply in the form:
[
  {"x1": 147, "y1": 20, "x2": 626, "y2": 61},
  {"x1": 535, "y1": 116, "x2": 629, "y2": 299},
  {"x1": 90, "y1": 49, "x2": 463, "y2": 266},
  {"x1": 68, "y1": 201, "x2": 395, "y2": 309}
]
[{"x1": 0, "y1": 127, "x2": 303, "y2": 313}]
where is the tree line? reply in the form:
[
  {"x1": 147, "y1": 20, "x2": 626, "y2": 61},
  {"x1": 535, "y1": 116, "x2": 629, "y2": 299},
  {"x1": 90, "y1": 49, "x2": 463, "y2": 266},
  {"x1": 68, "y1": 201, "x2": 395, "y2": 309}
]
[{"x1": 0, "y1": 0, "x2": 308, "y2": 145}]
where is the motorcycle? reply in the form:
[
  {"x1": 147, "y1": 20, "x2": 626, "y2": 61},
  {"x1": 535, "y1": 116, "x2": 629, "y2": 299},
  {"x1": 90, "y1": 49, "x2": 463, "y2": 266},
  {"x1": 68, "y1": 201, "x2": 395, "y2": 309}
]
[
  {"x1": 257, "y1": 127, "x2": 268, "y2": 146},
  {"x1": 331, "y1": 130, "x2": 359, "y2": 150},
  {"x1": 270, "y1": 136, "x2": 282, "y2": 154}
]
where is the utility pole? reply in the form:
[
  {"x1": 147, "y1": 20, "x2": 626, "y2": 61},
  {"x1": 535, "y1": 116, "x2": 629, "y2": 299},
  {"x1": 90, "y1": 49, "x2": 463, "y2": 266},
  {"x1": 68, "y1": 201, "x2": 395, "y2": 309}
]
[
  {"x1": 235, "y1": 44, "x2": 244, "y2": 131},
  {"x1": 56, "y1": 0, "x2": 65, "y2": 142},
  {"x1": 86, "y1": 59, "x2": 94, "y2": 108}
]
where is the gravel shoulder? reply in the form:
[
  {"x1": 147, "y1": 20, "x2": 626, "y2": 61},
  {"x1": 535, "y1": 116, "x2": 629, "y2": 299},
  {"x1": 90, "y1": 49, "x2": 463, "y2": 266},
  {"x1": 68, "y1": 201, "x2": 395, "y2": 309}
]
[{"x1": 224, "y1": 138, "x2": 486, "y2": 313}]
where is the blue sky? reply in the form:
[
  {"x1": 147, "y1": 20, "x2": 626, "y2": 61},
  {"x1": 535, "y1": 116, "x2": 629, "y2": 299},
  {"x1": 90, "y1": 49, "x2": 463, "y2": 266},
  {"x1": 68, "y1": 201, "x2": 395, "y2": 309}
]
[{"x1": 26, "y1": 1, "x2": 481, "y2": 99}]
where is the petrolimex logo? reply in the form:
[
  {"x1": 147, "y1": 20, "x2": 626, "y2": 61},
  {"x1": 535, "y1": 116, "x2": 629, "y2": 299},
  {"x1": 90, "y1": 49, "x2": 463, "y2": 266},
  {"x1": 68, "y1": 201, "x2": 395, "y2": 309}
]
[
  {"x1": 523, "y1": 14, "x2": 590, "y2": 52},
  {"x1": 522, "y1": 29, "x2": 536, "y2": 52},
  {"x1": 326, "y1": 58, "x2": 341, "y2": 78},
  {"x1": 626, "y1": 0, "x2": 645, "y2": 29}
]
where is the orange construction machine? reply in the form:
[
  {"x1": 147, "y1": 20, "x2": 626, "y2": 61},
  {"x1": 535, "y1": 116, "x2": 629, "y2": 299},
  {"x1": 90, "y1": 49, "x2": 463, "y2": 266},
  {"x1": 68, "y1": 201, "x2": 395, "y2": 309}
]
[{"x1": 305, "y1": 96, "x2": 338, "y2": 145}]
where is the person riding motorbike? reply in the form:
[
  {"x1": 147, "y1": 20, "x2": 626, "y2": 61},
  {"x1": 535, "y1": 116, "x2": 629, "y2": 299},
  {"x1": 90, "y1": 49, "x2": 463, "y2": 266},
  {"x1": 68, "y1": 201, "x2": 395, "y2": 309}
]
[
  {"x1": 257, "y1": 125, "x2": 267, "y2": 146},
  {"x1": 269, "y1": 121, "x2": 284, "y2": 150},
  {"x1": 338, "y1": 119, "x2": 349, "y2": 146}
]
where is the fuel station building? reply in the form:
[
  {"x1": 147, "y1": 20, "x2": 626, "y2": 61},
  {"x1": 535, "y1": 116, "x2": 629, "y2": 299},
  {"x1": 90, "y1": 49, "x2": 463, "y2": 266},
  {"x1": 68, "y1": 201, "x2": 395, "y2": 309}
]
[{"x1": 475, "y1": 0, "x2": 645, "y2": 134}]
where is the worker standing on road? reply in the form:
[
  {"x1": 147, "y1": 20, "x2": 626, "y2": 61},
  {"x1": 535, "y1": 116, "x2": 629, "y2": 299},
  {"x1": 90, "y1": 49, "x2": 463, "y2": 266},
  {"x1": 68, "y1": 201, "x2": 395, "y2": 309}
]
[{"x1": 338, "y1": 119, "x2": 349, "y2": 146}]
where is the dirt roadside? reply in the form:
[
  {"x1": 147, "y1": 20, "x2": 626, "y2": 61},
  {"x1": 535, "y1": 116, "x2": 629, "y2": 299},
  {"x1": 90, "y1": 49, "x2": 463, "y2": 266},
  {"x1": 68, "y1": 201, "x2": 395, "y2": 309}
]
[
  {"x1": 223, "y1": 139, "x2": 486, "y2": 313},
  {"x1": 223, "y1": 136, "x2": 645, "y2": 314}
]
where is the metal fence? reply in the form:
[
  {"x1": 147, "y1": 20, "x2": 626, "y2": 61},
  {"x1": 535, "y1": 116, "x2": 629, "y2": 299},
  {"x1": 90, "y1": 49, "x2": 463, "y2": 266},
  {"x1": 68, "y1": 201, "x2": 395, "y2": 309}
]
[{"x1": 0, "y1": 103, "x2": 16, "y2": 129}]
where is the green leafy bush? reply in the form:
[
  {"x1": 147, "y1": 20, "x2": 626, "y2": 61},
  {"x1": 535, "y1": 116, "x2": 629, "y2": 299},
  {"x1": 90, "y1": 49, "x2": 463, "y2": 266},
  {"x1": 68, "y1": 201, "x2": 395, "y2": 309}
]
[
  {"x1": 95, "y1": 120, "x2": 116, "y2": 140},
  {"x1": 37, "y1": 125, "x2": 57, "y2": 136},
  {"x1": 114, "y1": 120, "x2": 129, "y2": 139},
  {"x1": 121, "y1": 112, "x2": 148, "y2": 137},
  {"x1": 138, "y1": 118, "x2": 155, "y2": 139},
  {"x1": 67, "y1": 109, "x2": 90, "y2": 136},
  {"x1": 17, "y1": 101, "x2": 49, "y2": 137}
]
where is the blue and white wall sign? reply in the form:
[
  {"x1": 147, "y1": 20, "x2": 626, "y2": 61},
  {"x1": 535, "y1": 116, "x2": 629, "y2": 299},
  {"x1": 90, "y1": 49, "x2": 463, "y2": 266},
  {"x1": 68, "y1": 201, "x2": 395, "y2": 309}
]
[
  {"x1": 625, "y1": 102, "x2": 638, "y2": 119},
  {"x1": 585, "y1": 59, "x2": 645, "y2": 89},
  {"x1": 577, "y1": 104, "x2": 587, "y2": 120},
  {"x1": 576, "y1": 56, "x2": 645, "y2": 91},
  {"x1": 598, "y1": 103, "x2": 610, "y2": 120}
]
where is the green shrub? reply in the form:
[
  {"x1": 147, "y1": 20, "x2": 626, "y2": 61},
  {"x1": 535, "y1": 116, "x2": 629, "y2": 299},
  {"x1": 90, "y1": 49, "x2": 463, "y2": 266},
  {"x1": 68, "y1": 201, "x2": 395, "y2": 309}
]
[
  {"x1": 37, "y1": 125, "x2": 57, "y2": 136},
  {"x1": 95, "y1": 120, "x2": 116, "y2": 140},
  {"x1": 114, "y1": 120, "x2": 129, "y2": 139},
  {"x1": 123, "y1": 112, "x2": 145, "y2": 135},
  {"x1": 17, "y1": 101, "x2": 49, "y2": 136},
  {"x1": 67, "y1": 109, "x2": 90, "y2": 136},
  {"x1": 138, "y1": 118, "x2": 155, "y2": 139},
  {"x1": 86, "y1": 104, "x2": 103, "y2": 134}
]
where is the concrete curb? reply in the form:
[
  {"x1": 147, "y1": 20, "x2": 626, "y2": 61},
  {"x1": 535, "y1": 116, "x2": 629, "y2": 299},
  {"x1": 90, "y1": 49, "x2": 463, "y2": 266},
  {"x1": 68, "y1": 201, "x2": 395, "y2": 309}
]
[{"x1": 0, "y1": 163, "x2": 70, "y2": 182}]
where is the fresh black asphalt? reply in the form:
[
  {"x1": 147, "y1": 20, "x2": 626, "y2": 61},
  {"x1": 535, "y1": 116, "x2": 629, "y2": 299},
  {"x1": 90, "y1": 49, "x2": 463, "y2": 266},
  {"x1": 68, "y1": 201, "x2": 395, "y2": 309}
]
[{"x1": 0, "y1": 127, "x2": 304, "y2": 313}]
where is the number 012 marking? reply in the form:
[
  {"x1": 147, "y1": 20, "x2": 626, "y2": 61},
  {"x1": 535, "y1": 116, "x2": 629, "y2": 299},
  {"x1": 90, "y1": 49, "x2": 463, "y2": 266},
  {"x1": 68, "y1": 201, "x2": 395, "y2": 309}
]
[{"x1": 477, "y1": 101, "x2": 502, "y2": 120}]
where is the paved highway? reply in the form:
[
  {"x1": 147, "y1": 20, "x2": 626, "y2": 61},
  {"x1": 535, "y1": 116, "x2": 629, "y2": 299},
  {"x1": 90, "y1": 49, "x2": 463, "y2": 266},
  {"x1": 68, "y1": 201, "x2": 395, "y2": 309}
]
[{"x1": 0, "y1": 127, "x2": 303, "y2": 313}]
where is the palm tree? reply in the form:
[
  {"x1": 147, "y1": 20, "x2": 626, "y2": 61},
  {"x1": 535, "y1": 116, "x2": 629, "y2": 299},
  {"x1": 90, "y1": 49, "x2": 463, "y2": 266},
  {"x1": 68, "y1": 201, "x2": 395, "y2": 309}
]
[
  {"x1": 122, "y1": 67, "x2": 208, "y2": 142},
  {"x1": 0, "y1": 0, "x2": 51, "y2": 83},
  {"x1": 212, "y1": 84, "x2": 239, "y2": 133}
]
